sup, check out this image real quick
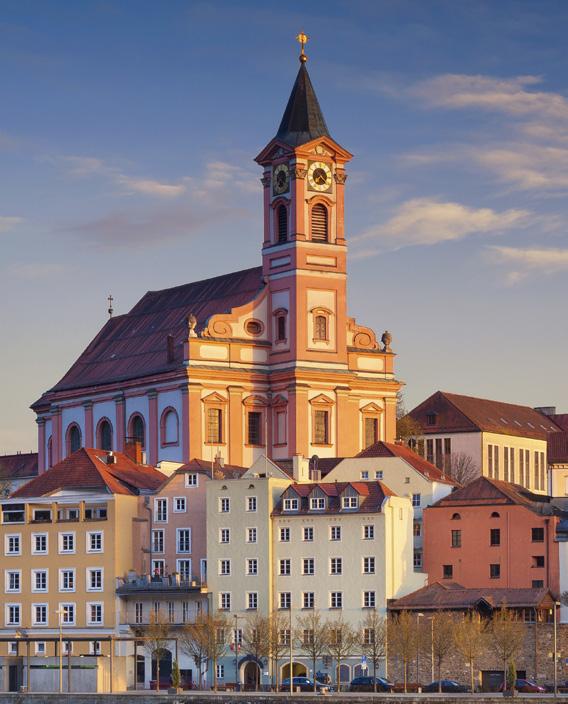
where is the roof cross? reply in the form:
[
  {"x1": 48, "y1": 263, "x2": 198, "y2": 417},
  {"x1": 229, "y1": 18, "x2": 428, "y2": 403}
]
[
  {"x1": 296, "y1": 31, "x2": 308, "y2": 63},
  {"x1": 107, "y1": 294, "x2": 114, "y2": 319}
]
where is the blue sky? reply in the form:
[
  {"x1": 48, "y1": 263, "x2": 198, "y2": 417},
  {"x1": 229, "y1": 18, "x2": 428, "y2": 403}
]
[{"x1": 1, "y1": 0, "x2": 567, "y2": 452}]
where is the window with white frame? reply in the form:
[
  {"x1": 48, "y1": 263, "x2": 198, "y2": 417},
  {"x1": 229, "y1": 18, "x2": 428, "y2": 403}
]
[
  {"x1": 154, "y1": 498, "x2": 168, "y2": 522},
  {"x1": 330, "y1": 557, "x2": 343, "y2": 575},
  {"x1": 219, "y1": 592, "x2": 231, "y2": 610},
  {"x1": 177, "y1": 559, "x2": 191, "y2": 580},
  {"x1": 174, "y1": 497, "x2": 187, "y2": 513},
  {"x1": 413, "y1": 549, "x2": 423, "y2": 569},
  {"x1": 6, "y1": 603, "x2": 20, "y2": 625},
  {"x1": 219, "y1": 559, "x2": 231, "y2": 576},
  {"x1": 32, "y1": 569, "x2": 47, "y2": 592},
  {"x1": 375, "y1": 470, "x2": 383, "y2": 480},
  {"x1": 87, "y1": 531, "x2": 103, "y2": 553},
  {"x1": 363, "y1": 591, "x2": 376, "y2": 608},
  {"x1": 246, "y1": 558, "x2": 258, "y2": 576},
  {"x1": 246, "y1": 496, "x2": 257, "y2": 512},
  {"x1": 246, "y1": 527, "x2": 257, "y2": 543},
  {"x1": 302, "y1": 557, "x2": 315, "y2": 575},
  {"x1": 88, "y1": 602, "x2": 103, "y2": 625},
  {"x1": 153, "y1": 601, "x2": 160, "y2": 619},
  {"x1": 279, "y1": 527, "x2": 290, "y2": 542},
  {"x1": 6, "y1": 570, "x2": 21, "y2": 593},
  {"x1": 219, "y1": 497, "x2": 230, "y2": 513},
  {"x1": 59, "y1": 532, "x2": 75, "y2": 554},
  {"x1": 182, "y1": 601, "x2": 190, "y2": 623},
  {"x1": 247, "y1": 592, "x2": 258, "y2": 610},
  {"x1": 303, "y1": 592, "x2": 315, "y2": 609},
  {"x1": 185, "y1": 473, "x2": 198, "y2": 488},
  {"x1": 7, "y1": 642, "x2": 18, "y2": 655},
  {"x1": 283, "y1": 498, "x2": 299, "y2": 511},
  {"x1": 59, "y1": 569, "x2": 75, "y2": 592},
  {"x1": 412, "y1": 493, "x2": 421, "y2": 507},
  {"x1": 62, "y1": 640, "x2": 72, "y2": 655},
  {"x1": 5, "y1": 534, "x2": 21, "y2": 555},
  {"x1": 89, "y1": 640, "x2": 101, "y2": 655},
  {"x1": 330, "y1": 525, "x2": 341, "y2": 541},
  {"x1": 342, "y1": 495, "x2": 358, "y2": 509},
  {"x1": 32, "y1": 533, "x2": 48, "y2": 554},
  {"x1": 360, "y1": 471, "x2": 369, "y2": 480},
  {"x1": 33, "y1": 603, "x2": 48, "y2": 625},
  {"x1": 279, "y1": 558, "x2": 291, "y2": 576},
  {"x1": 220, "y1": 528, "x2": 230, "y2": 544},
  {"x1": 310, "y1": 497, "x2": 326, "y2": 510},
  {"x1": 330, "y1": 591, "x2": 343, "y2": 609},
  {"x1": 303, "y1": 526, "x2": 314, "y2": 542},
  {"x1": 135, "y1": 602, "x2": 143, "y2": 624},
  {"x1": 216, "y1": 664, "x2": 225, "y2": 679},
  {"x1": 279, "y1": 592, "x2": 291, "y2": 609},
  {"x1": 177, "y1": 528, "x2": 191, "y2": 553},
  {"x1": 87, "y1": 568, "x2": 103, "y2": 591},
  {"x1": 363, "y1": 524, "x2": 375, "y2": 540},
  {"x1": 363, "y1": 557, "x2": 375, "y2": 574},
  {"x1": 152, "y1": 559, "x2": 165, "y2": 576},
  {"x1": 152, "y1": 529, "x2": 164, "y2": 553},
  {"x1": 60, "y1": 603, "x2": 75, "y2": 624},
  {"x1": 279, "y1": 629, "x2": 291, "y2": 645},
  {"x1": 35, "y1": 641, "x2": 46, "y2": 655},
  {"x1": 168, "y1": 602, "x2": 175, "y2": 623}
]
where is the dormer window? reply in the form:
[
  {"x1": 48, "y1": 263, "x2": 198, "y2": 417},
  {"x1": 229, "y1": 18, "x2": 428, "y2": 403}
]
[
  {"x1": 277, "y1": 204, "x2": 288, "y2": 243},
  {"x1": 283, "y1": 498, "x2": 299, "y2": 512},
  {"x1": 342, "y1": 496, "x2": 359, "y2": 510},
  {"x1": 310, "y1": 497, "x2": 326, "y2": 510}
]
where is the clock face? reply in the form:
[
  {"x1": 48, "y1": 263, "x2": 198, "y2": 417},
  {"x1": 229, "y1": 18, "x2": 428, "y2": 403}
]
[
  {"x1": 272, "y1": 163, "x2": 290, "y2": 195},
  {"x1": 307, "y1": 161, "x2": 332, "y2": 192}
]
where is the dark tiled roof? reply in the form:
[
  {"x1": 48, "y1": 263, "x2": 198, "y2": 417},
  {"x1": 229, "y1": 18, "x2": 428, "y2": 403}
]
[
  {"x1": 549, "y1": 432, "x2": 568, "y2": 463},
  {"x1": 177, "y1": 458, "x2": 247, "y2": 479},
  {"x1": 549, "y1": 414, "x2": 568, "y2": 432},
  {"x1": 0, "y1": 453, "x2": 38, "y2": 481},
  {"x1": 275, "y1": 63, "x2": 331, "y2": 147},
  {"x1": 357, "y1": 441, "x2": 456, "y2": 485},
  {"x1": 409, "y1": 391, "x2": 558, "y2": 440},
  {"x1": 272, "y1": 480, "x2": 394, "y2": 516},
  {"x1": 33, "y1": 267, "x2": 264, "y2": 401},
  {"x1": 12, "y1": 448, "x2": 165, "y2": 497},
  {"x1": 389, "y1": 581, "x2": 553, "y2": 611}
]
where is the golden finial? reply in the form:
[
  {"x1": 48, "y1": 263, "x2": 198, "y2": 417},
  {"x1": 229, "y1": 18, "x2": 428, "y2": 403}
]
[{"x1": 296, "y1": 31, "x2": 308, "y2": 63}]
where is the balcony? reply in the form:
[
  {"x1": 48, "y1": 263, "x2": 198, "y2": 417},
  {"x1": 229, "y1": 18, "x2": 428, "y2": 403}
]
[{"x1": 116, "y1": 573, "x2": 207, "y2": 595}]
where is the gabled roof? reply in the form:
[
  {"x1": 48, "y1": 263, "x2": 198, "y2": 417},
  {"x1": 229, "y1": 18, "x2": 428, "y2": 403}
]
[
  {"x1": 549, "y1": 414, "x2": 568, "y2": 432},
  {"x1": 408, "y1": 390, "x2": 558, "y2": 440},
  {"x1": 275, "y1": 62, "x2": 331, "y2": 147},
  {"x1": 11, "y1": 448, "x2": 165, "y2": 498},
  {"x1": 549, "y1": 432, "x2": 568, "y2": 464},
  {"x1": 429, "y1": 475, "x2": 557, "y2": 515},
  {"x1": 273, "y1": 480, "x2": 394, "y2": 516},
  {"x1": 153, "y1": 458, "x2": 247, "y2": 492},
  {"x1": 356, "y1": 441, "x2": 456, "y2": 485},
  {"x1": 0, "y1": 452, "x2": 38, "y2": 481},
  {"x1": 389, "y1": 581, "x2": 554, "y2": 612},
  {"x1": 33, "y1": 266, "x2": 264, "y2": 402}
]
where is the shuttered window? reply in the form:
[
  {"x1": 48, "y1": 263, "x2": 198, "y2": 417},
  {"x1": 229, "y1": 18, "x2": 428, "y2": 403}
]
[
  {"x1": 277, "y1": 205, "x2": 287, "y2": 243},
  {"x1": 314, "y1": 315, "x2": 327, "y2": 341},
  {"x1": 314, "y1": 410, "x2": 329, "y2": 444},
  {"x1": 311, "y1": 204, "x2": 328, "y2": 242}
]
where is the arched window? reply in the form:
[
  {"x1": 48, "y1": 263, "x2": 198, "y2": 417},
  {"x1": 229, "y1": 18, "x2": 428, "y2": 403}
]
[
  {"x1": 47, "y1": 436, "x2": 53, "y2": 469},
  {"x1": 66, "y1": 424, "x2": 82, "y2": 456},
  {"x1": 491, "y1": 511, "x2": 501, "y2": 518},
  {"x1": 129, "y1": 414, "x2": 145, "y2": 449},
  {"x1": 161, "y1": 408, "x2": 179, "y2": 446},
  {"x1": 96, "y1": 419, "x2": 113, "y2": 451},
  {"x1": 311, "y1": 203, "x2": 328, "y2": 242},
  {"x1": 277, "y1": 204, "x2": 287, "y2": 243},
  {"x1": 314, "y1": 315, "x2": 327, "y2": 341},
  {"x1": 451, "y1": 512, "x2": 461, "y2": 520}
]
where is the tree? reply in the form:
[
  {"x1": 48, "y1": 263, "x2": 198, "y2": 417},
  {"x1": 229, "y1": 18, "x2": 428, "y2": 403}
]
[
  {"x1": 447, "y1": 452, "x2": 479, "y2": 485},
  {"x1": 207, "y1": 612, "x2": 229, "y2": 691},
  {"x1": 431, "y1": 612, "x2": 456, "y2": 691},
  {"x1": 396, "y1": 392, "x2": 423, "y2": 443},
  {"x1": 327, "y1": 615, "x2": 357, "y2": 691},
  {"x1": 489, "y1": 608, "x2": 525, "y2": 694},
  {"x1": 388, "y1": 611, "x2": 417, "y2": 692},
  {"x1": 179, "y1": 611, "x2": 210, "y2": 689},
  {"x1": 268, "y1": 612, "x2": 289, "y2": 690},
  {"x1": 359, "y1": 611, "x2": 387, "y2": 692},
  {"x1": 144, "y1": 611, "x2": 171, "y2": 692},
  {"x1": 453, "y1": 612, "x2": 486, "y2": 692},
  {"x1": 243, "y1": 614, "x2": 270, "y2": 690},
  {"x1": 295, "y1": 611, "x2": 330, "y2": 692}
]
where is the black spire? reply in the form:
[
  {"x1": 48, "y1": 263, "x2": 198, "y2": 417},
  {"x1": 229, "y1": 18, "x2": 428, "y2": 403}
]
[{"x1": 275, "y1": 62, "x2": 331, "y2": 147}]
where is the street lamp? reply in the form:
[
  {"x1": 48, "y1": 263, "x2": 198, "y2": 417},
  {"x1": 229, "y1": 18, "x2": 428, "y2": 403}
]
[
  {"x1": 55, "y1": 608, "x2": 64, "y2": 693},
  {"x1": 416, "y1": 613, "x2": 423, "y2": 692},
  {"x1": 289, "y1": 605, "x2": 293, "y2": 695},
  {"x1": 554, "y1": 601, "x2": 561, "y2": 698},
  {"x1": 233, "y1": 614, "x2": 240, "y2": 692}
]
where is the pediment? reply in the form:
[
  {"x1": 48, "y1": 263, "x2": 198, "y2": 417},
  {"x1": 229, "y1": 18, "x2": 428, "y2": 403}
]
[
  {"x1": 309, "y1": 393, "x2": 334, "y2": 407},
  {"x1": 201, "y1": 392, "x2": 228, "y2": 405},
  {"x1": 360, "y1": 403, "x2": 383, "y2": 414},
  {"x1": 242, "y1": 394, "x2": 268, "y2": 408}
]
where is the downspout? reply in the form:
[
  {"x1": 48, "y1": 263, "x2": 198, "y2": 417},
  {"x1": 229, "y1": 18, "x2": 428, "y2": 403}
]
[
  {"x1": 144, "y1": 496, "x2": 153, "y2": 574},
  {"x1": 544, "y1": 518, "x2": 551, "y2": 591}
]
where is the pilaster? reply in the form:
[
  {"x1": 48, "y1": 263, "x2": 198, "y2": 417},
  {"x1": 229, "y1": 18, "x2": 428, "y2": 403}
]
[
  {"x1": 335, "y1": 386, "x2": 359, "y2": 457},
  {"x1": 148, "y1": 389, "x2": 158, "y2": 466},
  {"x1": 51, "y1": 406, "x2": 62, "y2": 464},
  {"x1": 180, "y1": 384, "x2": 190, "y2": 462},
  {"x1": 114, "y1": 394, "x2": 125, "y2": 453},
  {"x1": 287, "y1": 383, "x2": 309, "y2": 457},
  {"x1": 188, "y1": 383, "x2": 202, "y2": 460},
  {"x1": 228, "y1": 386, "x2": 244, "y2": 467},
  {"x1": 83, "y1": 401, "x2": 94, "y2": 448},
  {"x1": 384, "y1": 396, "x2": 397, "y2": 443},
  {"x1": 36, "y1": 418, "x2": 46, "y2": 474}
]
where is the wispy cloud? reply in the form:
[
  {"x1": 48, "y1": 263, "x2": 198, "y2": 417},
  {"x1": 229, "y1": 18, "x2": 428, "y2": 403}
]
[
  {"x1": 352, "y1": 198, "x2": 531, "y2": 254},
  {"x1": 489, "y1": 245, "x2": 568, "y2": 284},
  {"x1": 0, "y1": 216, "x2": 23, "y2": 233},
  {"x1": 11, "y1": 262, "x2": 65, "y2": 279}
]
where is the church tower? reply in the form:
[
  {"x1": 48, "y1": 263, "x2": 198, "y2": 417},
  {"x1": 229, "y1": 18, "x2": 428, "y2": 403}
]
[{"x1": 255, "y1": 35, "x2": 353, "y2": 368}]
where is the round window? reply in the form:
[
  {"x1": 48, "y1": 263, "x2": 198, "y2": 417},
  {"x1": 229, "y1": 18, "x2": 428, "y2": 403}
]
[{"x1": 245, "y1": 320, "x2": 263, "y2": 336}]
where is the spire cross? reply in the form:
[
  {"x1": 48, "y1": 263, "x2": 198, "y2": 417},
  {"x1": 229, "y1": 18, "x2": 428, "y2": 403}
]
[
  {"x1": 296, "y1": 31, "x2": 308, "y2": 63},
  {"x1": 107, "y1": 294, "x2": 114, "y2": 319}
]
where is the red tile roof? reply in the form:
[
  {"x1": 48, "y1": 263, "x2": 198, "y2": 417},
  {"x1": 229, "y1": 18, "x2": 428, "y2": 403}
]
[
  {"x1": 33, "y1": 266, "x2": 264, "y2": 403},
  {"x1": 389, "y1": 581, "x2": 553, "y2": 611},
  {"x1": 273, "y1": 480, "x2": 394, "y2": 515},
  {"x1": 357, "y1": 441, "x2": 457, "y2": 485},
  {"x1": 549, "y1": 432, "x2": 568, "y2": 464},
  {"x1": 0, "y1": 453, "x2": 38, "y2": 481},
  {"x1": 409, "y1": 391, "x2": 558, "y2": 440},
  {"x1": 12, "y1": 448, "x2": 165, "y2": 497}
]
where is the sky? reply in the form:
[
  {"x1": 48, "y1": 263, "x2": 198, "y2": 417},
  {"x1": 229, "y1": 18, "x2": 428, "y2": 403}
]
[{"x1": 1, "y1": 0, "x2": 567, "y2": 453}]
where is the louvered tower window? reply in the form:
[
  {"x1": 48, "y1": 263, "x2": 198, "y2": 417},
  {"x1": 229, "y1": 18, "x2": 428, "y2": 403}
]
[
  {"x1": 277, "y1": 205, "x2": 287, "y2": 243},
  {"x1": 311, "y1": 204, "x2": 329, "y2": 242}
]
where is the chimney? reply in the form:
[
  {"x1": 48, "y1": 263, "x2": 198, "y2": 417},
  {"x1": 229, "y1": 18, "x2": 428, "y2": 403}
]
[
  {"x1": 124, "y1": 439, "x2": 143, "y2": 464},
  {"x1": 166, "y1": 334, "x2": 175, "y2": 363},
  {"x1": 292, "y1": 454, "x2": 309, "y2": 482},
  {"x1": 534, "y1": 406, "x2": 556, "y2": 417}
]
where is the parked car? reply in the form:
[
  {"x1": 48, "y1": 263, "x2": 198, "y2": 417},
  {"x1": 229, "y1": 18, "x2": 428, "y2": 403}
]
[
  {"x1": 350, "y1": 675, "x2": 394, "y2": 692},
  {"x1": 149, "y1": 677, "x2": 173, "y2": 690},
  {"x1": 423, "y1": 679, "x2": 469, "y2": 693},
  {"x1": 500, "y1": 678, "x2": 546, "y2": 693},
  {"x1": 280, "y1": 677, "x2": 333, "y2": 692}
]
